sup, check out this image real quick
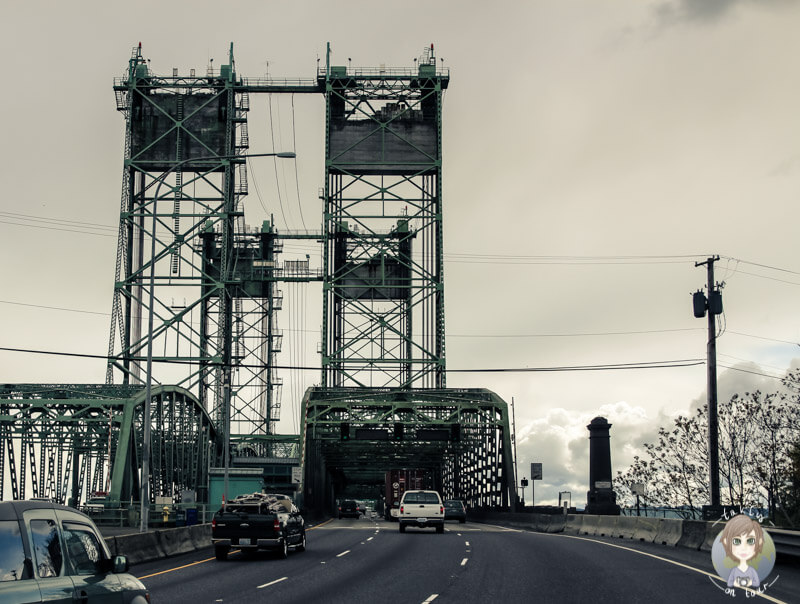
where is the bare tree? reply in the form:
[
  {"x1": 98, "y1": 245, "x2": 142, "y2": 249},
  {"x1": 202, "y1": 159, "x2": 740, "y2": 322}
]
[{"x1": 616, "y1": 384, "x2": 800, "y2": 523}]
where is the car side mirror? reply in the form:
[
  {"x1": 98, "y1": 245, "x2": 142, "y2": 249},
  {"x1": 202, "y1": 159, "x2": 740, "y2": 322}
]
[{"x1": 113, "y1": 555, "x2": 129, "y2": 574}]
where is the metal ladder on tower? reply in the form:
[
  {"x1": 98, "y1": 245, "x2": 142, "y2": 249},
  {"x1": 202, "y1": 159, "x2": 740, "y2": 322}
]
[{"x1": 172, "y1": 94, "x2": 184, "y2": 275}]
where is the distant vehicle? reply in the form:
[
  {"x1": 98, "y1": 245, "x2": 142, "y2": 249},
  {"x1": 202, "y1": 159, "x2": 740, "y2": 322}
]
[
  {"x1": 384, "y1": 469, "x2": 433, "y2": 521},
  {"x1": 0, "y1": 499, "x2": 150, "y2": 603},
  {"x1": 83, "y1": 497, "x2": 108, "y2": 515},
  {"x1": 338, "y1": 500, "x2": 360, "y2": 519},
  {"x1": 211, "y1": 492, "x2": 306, "y2": 560},
  {"x1": 444, "y1": 499, "x2": 467, "y2": 523},
  {"x1": 398, "y1": 490, "x2": 445, "y2": 533}
]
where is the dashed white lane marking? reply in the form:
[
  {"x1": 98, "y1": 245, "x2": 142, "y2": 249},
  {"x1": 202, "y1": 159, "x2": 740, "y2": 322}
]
[
  {"x1": 367, "y1": 536, "x2": 374, "y2": 541},
  {"x1": 465, "y1": 541, "x2": 470, "y2": 547},
  {"x1": 337, "y1": 550, "x2": 351, "y2": 557},
  {"x1": 422, "y1": 595, "x2": 439, "y2": 603},
  {"x1": 460, "y1": 558, "x2": 468, "y2": 566},
  {"x1": 257, "y1": 576, "x2": 288, "y2": 589}
]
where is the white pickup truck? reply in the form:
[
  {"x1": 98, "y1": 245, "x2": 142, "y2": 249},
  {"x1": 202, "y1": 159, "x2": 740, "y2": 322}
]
[{"x1": 398, "y1": 490, "x2": 445, "y2": 533}]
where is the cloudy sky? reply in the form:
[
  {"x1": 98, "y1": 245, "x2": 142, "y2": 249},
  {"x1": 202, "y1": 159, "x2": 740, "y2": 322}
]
[{"x1": 1, "y1": 0, "x2": 799, "y2": 506}]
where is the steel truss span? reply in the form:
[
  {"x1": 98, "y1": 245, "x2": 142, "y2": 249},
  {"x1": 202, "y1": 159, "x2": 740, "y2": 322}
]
[
  {"x1": 301, "y1": 387, "x2": 515, "y2": 511},
  {"x1": 0, "y1": 385, "x2": 214, "y2": 505}
]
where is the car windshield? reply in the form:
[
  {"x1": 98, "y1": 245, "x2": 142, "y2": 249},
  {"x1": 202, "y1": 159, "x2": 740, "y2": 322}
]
[{"x1": 403, "y1": 492, "x2": 439, "y2": 504}]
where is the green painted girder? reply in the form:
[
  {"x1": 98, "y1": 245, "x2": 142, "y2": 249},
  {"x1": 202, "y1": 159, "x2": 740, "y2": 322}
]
[{"x1": 1, "y1": 384, "x2": 217, "y2": 505}]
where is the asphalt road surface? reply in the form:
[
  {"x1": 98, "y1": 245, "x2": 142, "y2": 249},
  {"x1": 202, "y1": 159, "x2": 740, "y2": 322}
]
[{"x1": 131, "y1": 516, "x2": 800, "y2": 603}]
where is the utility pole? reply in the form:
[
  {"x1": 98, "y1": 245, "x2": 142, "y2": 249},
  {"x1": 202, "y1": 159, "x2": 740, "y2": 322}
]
[
  {"x1": 694, "y1": 255, "x2": 723, "y2": 515},
  {"x1": 511, "y1": 397, "x2": 520, "y2": 511}
]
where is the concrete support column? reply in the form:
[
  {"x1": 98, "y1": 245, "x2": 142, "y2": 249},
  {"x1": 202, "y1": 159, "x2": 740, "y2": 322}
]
[{"x1": 585, "y1": 416, "x2": 620, "y2": 515}]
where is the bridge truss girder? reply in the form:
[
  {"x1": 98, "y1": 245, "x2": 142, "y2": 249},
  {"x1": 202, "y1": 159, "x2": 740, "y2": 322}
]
[
  {"x1": 0, "y1": 384, "x2": 215, "y2": 505},
  {"x1": 301, "y1": 387, "x2": 515, "y2": 512}
]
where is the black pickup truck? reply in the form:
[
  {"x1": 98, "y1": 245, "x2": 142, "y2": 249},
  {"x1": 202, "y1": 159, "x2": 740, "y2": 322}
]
[{"x1": 211, "y1": 493, "x2": 306, "y2": 560}]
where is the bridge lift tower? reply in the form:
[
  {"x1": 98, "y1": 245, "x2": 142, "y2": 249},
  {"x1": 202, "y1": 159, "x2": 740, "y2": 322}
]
[
  {"x1": 104, "y1": 44, "x2": 319, "y2": 503},
  {"x1": 303, "y1": 45, "x2": 517, "y2": 513}
]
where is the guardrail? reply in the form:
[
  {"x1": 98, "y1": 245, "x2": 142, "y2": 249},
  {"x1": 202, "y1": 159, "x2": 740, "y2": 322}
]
[
  {"x1": 85, "y1": 503, "x2": 217, "y2": 528},
  {"x1": 470, "y1": 511, "x2": 800, "y2": 558}
]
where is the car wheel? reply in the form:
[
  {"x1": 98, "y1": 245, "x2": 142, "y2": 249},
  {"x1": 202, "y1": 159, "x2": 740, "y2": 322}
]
[
  {"x1": 296, "y1": 532, "x2": 306, "y2": 552},
  {"x1": 436, "y1": 524, "x2": 444, "y2": 534},
  {"x1": 214, "y1": 545, "x2": 229, "y2": 561},
  {"x1": 277, "y1": 538, "x2": 288, "y2": 559},
  {"x1": 399, "y1": 523, "x2": 405, "y2": 533},
  {"x1": 459, "y1": 518, "x2": 466, "y2": 524}
]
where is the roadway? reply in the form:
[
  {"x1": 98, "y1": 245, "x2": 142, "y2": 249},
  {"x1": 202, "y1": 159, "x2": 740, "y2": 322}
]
[{"x1": 131, "y1": 516, "x2": 800, "y2": 603}]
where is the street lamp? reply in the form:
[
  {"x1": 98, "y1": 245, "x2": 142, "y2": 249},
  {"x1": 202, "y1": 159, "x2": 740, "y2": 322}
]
[{"x1": 140, "y1": 151, "x2": 296, "y2": 532}]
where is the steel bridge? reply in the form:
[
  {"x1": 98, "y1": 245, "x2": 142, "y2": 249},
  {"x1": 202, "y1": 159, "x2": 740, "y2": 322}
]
[
  {"x1": 0, "y1": 384, "x2": 214, "y2": 506},
  {"x1": 1, "y1": 43, "x2": 518, "y2": 514},
  {"x1": 302, "y1": 388, "x2": 515, "y2": 510}
]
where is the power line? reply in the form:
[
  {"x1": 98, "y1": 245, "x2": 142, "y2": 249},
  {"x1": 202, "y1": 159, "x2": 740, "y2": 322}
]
[
  {"x1": 726, "y1": 331, "x2": 799, "y2": 346},
  {"x1": 0, "y1": 220, "x2": 116, "y2": 238},
  {"x1": 449, "y1": 328, "x2": 702, "y2": 338},
  {"x1": 0, "y1": 299, "x2": 110, "y2": 316},
  {"x1": 5, "y1": 298, "x2": 795, "y2": 345},
  {"x1": 721, "y1": 256, "x2": 800, "y2": 277},
  {"x1": 0, "y1": 345, "x2": 704, "y2": 373}
]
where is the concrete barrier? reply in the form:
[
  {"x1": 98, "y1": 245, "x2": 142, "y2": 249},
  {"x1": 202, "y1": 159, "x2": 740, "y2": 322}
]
[
  {"x1": 594, "y1": 515, "x2": 618, "y2": 538},
  {"x1": 565, "y1": 514, "x2": 583, "y2": 535},
  {"x1": 702, "y1": 522, "x2": 724, "y2": 552},
  {"x1": 653, "y1": 518, "x2": 683, "y2": 546},
  {"x1": 189, "y1": 523, "x2": 212, "y2": 549},
  {"x1": 157, "y1": 526, "x2": 195, "y2": 557},
  {"x1": 632, "y1": 517, "x2": 661, "y2": 542},
  {"x1": 677, "y1": 520, "x2": 707, "y2": 550},
  {"x1": 112, "y1": 531, "x2": 165, "y2": 565},
  {"x1": 580, "y1": 515, "x2": 600, "y2": 536},
  {"x1": 540, "y1": 514, "x2": 566, "y2": 533},
  {"x1": 615, "y1": 517, "x2": 637, "y2": 539}
]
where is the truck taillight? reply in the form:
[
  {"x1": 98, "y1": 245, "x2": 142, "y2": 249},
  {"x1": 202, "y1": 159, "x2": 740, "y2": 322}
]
[
  {"x1": 400, "y1": 505, "x2": 404, "y2": 514},
  {"x1": 211, "y1": 518, "x2": 216, "y2": 529},
  {"x1": 273, "y1": 518, "x2": 281, "y2": 531},
  {"x1": 440, "y1": 506, "x2": 444, "y2": 514}
]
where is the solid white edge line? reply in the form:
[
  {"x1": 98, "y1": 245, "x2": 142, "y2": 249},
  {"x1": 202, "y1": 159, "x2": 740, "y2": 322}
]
[
  {"x1": 257, "y1": 576, "x2": 288, "y2": 589},
  {"x1": 536, "y1": 533, "x2": 787, "y2": 604},
  {"x1": 337, "y1": 550, "x2": 351, "y2": 557}
]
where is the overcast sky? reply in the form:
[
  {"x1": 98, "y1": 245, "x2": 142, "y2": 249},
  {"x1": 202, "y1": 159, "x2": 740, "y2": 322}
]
[{"x1": 1, "y1": 0, "x2": 799, "y2": 506}]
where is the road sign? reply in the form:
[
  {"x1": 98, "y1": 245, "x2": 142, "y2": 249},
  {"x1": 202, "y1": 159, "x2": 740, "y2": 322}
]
[{"x1": 531, "y1": 463, "x2": 542, "y2": 480}]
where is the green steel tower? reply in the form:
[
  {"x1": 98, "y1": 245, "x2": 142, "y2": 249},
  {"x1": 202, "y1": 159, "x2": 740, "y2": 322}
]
[
  {"x1": 321, "y1": 44, "x2": 449, "y2": 389},
  {"x1": 106, "y1": 44, "x2": 286, "y2": 441}
]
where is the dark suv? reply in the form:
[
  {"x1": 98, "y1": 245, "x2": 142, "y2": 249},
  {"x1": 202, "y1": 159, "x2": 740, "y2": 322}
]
[
  {"x1": 444, "y1": 499, "x2": 467, "y2": 523},
  {"x1": 338, "y1": 500, "x2": 360, "y2": 519},
  {"x1": 0, "y1": 500, "x2": 150, "y2": 603}
]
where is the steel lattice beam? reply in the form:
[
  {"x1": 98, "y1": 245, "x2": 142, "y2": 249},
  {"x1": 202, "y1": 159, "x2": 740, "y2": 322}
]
[{"x1": 0, "y1": 384, "x2": 215, "y2": 505}]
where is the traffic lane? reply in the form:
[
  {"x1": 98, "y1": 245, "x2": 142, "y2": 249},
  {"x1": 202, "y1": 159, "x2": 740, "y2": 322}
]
[
  {"x1": 136, "y1": 519, "x2": 370, "y2": 602},
  {"x1": 135, "y1": 518, "x2": 438, "y2": 602},
  {"x1": 436, "y1": 525, "x2": 770, "y2": 603},
  {"x1": 240, "y1": 521, "x2": 470, "y2": 603},
  {"x1": 138, "y1": 520, "x2": 468, "y2": 603}
]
